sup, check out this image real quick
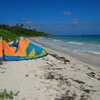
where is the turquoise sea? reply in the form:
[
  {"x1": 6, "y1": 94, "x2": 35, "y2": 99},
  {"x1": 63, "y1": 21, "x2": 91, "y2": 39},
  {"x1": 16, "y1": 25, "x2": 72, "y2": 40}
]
[
  {"x1": 33, "y1": 35, "x2": 100, "y2": 55},
  {"x1": 52, "y1": 35, "x2": 100, "y2": 45}
]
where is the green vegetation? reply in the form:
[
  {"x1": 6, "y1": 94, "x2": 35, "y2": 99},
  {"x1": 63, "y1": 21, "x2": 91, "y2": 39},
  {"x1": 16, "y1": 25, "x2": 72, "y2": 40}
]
[
  {"x1": 0, "y1": 61, "x2": 3, "y2": 65},
  {"x1": 0, "y1": 29, "x2": 18, "y2": 42},
  {"x1": 0, "y1": 24, "x2": 50, "y2": 42},
  {"x1": 0, "y1": 89, "x2": 19, "y2": 100}
]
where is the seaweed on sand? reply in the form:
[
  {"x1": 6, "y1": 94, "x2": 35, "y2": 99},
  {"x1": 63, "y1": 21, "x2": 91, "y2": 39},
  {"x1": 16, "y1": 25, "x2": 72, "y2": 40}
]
[
  {"x1": 49, "y1": 53, "x2": 70, "y2": 64},
  {"x1": 55, "y1": 90, "x2": 77, "y2": 100}
]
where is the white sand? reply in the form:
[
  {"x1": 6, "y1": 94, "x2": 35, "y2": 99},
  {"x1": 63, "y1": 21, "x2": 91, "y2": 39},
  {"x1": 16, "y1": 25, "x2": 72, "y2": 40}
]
[{"x1": 0, "y1": 39, "x2": 100, "y2": 100}]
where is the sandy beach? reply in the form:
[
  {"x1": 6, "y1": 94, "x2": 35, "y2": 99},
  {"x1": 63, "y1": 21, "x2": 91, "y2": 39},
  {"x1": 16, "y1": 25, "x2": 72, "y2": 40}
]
[{"x1": 0, "y1": 38, "x2": 100, "y2": 100}]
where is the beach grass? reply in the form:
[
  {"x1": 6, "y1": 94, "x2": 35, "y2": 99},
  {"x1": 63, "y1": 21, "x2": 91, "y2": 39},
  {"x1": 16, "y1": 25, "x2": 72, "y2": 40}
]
[
  {"x1": 0, "y1": 61, "x2": 3, "y2": 65},
  {"x1": 0, "y1": 90, "x2": 19, "y2": 100}
]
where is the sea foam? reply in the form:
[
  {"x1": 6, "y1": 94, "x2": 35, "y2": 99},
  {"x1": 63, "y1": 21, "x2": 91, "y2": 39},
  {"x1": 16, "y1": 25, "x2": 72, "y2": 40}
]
[{"x1": 32, "y1": 37, "x2": 100, "y2": 56}]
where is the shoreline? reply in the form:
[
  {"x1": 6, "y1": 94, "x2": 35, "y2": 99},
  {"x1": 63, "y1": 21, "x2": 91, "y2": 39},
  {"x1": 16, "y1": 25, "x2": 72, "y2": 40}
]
[{"x1": 29, "y1": 37, "x2": 100, "y2": 68}]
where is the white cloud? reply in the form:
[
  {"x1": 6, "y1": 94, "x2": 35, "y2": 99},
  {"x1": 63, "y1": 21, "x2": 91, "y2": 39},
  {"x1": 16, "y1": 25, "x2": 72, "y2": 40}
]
[
  {"x1": 62, "y1": 11, "x2": 72, "y2": 16},
  {"x1": 72, "y1": 19, "x2": 80, "y2": 25}
]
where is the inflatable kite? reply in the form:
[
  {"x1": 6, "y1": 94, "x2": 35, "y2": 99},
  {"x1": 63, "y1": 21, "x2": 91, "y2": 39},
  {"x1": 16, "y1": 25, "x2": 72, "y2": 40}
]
[{"x1": 0, "y1": 37, "x2": 48, "y2": 60}]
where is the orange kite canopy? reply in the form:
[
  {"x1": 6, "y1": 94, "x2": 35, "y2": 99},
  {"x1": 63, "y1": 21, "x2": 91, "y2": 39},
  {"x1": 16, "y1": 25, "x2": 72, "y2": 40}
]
[{"x1": 0, "y1": 37, "x2": 48, "y2": 60}]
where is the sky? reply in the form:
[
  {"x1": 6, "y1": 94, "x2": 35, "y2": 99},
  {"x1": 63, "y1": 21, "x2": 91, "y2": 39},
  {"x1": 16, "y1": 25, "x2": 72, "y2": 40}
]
[{"x1": 0, "y1": 0, "x2": 100, "y2": 35}]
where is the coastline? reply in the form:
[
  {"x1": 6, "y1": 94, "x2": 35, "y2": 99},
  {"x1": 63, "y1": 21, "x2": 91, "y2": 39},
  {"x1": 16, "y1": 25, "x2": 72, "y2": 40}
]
[
  {"x1": 0, "y1": 38, "x2": 100, "y2": 100},
  {"x1": 30, "y1": 37, "x2": 100, "y2": 68}
]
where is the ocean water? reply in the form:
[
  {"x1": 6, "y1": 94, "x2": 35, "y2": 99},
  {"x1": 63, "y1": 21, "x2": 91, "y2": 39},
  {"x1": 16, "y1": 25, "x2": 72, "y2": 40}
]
[{"x1": 32, "y1": 35, "x2": 100, "y2": 56}]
